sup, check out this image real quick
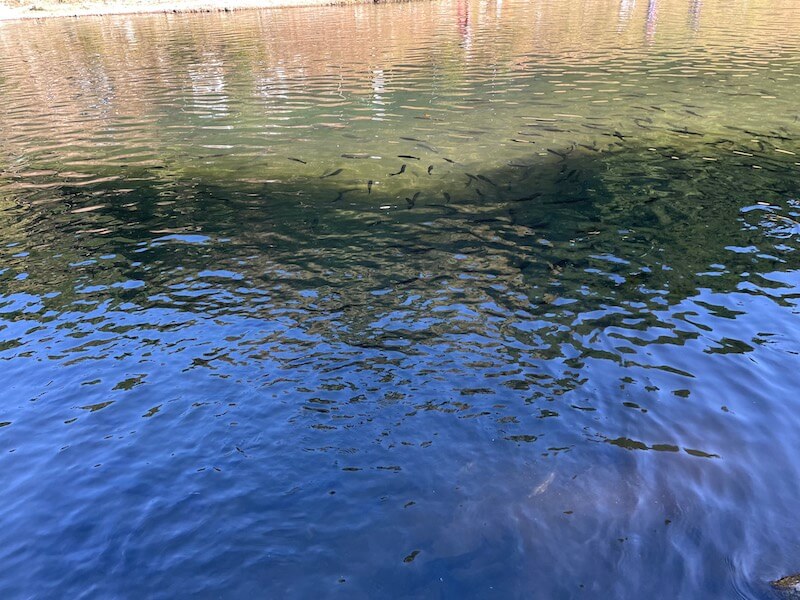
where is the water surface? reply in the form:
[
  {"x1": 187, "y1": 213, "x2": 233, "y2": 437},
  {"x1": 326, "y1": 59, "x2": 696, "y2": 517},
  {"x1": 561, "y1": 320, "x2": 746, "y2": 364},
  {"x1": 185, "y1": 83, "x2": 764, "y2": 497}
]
[{"x1": 1, "y1": 0, "x2": 800, "y2": 597}]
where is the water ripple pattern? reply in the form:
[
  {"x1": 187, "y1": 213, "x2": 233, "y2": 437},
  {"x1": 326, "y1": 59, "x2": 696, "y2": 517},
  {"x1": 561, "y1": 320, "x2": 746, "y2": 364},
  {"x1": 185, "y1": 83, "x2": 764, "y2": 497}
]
[{"x1": 1, "y1": 0, "x2": 799, "y2": 597}]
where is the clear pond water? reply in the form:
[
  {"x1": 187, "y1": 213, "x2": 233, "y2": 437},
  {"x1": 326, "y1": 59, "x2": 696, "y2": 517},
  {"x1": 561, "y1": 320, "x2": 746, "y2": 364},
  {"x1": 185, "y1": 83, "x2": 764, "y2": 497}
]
[{"x1": 1, "y1": 0, "x2": 800, "y2": 597}]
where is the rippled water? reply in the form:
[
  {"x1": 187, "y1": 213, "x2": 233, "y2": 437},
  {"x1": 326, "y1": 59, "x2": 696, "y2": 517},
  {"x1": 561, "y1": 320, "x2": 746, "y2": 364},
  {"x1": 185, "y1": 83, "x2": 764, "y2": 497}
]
[{"x1": 1, "y1": 0, "x2": 800, "y2": 597}]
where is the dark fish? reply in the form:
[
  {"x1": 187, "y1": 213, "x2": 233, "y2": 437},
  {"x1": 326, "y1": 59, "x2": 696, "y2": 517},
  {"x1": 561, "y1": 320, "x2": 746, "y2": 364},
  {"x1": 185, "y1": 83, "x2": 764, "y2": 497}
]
[
  {"x1": 475, "y1": 188, "x2": 484, "y2": 198},
  {"x1": 755, "y1": 130, "x2": 791, "y2": 140},
  {"x1": 547, "y1": 148, "x2": 567, "y2": 159},
  {"x1": 400, "y1": 137, "x2": 422, "y2": 142},
  {"x1": 613, "y1": 131, "x2": 627, "y2": 141},
  {"x1": 395, "y1": 276, "x2": 419, "y2": 286},
  {"x1": 405, "y1": 192, "x2": 420, "y2": 209},
  {"x1": 465, "y1": 173, "x2": 478, "y2": 187},
  {"x1": 398, "y1": 155, "x2": 420, "y2": 160},
  {"x1": 476, "y1": 174, "x2": 497, "y2": 187},
  {"x1": 668, "y1": 127, "x2": 703, "y2": 136},
  {"x1": 427, "y1": 203, "x2": 458, "y2": 215},
  {"x1": 400, "y1": 243, "x2": 433, "y2": 254},
  {"x1": 512, "y1": 193, "x2": 543, "y2": 202},
  {"x1": 390, "y1": 164, "x2": 407, "y2": 176},
  {"x1": 427, "y1": 165, "x2": 434, "y2": 175},
  {"x1": 331, "y1": 188, "x2": 358, "y2": 202},
  {"x1": 442, "y1": 192, "x2": 451, "y2": 202},
  {"x1": 320, "y1": 168, "x2": 343, "y2": 179},
  {"x1": 416, "y1": 142, "x2": 439, "y2": 153},
  {"x1": 288, "y1": 157, "x2": 307, "y2": 164},
  {"x1": 442, "y1": 157, "x2": 456, "y2": 164},
  {"x1": 341, "y1": 153, "x2": 371, "y2": 159},
  {"x1": 367, "y1": 180, "x2": 373, "y2": 194}
]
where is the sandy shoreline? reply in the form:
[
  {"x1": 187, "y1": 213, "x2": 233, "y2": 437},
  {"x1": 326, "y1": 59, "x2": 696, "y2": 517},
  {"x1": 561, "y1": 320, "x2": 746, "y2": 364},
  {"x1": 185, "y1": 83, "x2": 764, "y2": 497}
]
[{"x1": 0, "y1": 0, "x2": 396, "y2": 21}]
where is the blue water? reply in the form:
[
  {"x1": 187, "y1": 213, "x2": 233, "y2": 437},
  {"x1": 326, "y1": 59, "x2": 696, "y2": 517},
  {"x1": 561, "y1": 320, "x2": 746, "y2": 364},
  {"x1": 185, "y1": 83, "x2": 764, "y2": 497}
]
[{"x1": 1, "y1": 0, "x2": 800, "y2": 597}]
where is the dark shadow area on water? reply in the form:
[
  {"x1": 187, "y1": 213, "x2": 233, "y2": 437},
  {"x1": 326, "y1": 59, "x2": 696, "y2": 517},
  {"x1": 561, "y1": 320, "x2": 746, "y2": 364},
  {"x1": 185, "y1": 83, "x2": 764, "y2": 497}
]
[{"x1": 2, "y1": 135, "x2": 799, "y2": 323}]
